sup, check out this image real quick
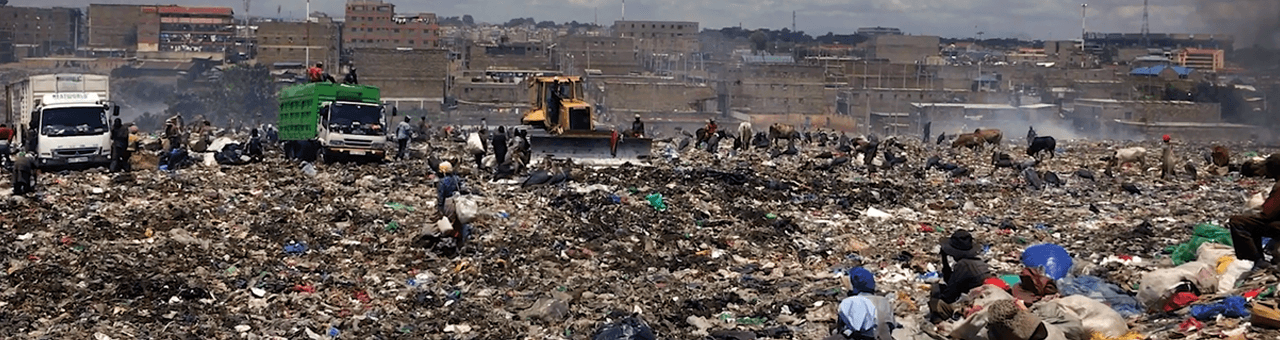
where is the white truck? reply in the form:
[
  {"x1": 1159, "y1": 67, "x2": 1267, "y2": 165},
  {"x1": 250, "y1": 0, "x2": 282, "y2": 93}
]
[{"x1": 5, "y1": 74, "x2": 119, "y2": 168}]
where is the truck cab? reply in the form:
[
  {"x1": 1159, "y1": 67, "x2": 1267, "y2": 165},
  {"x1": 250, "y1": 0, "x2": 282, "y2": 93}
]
[
  {"x1": 29, "y1": 93, "x2": 118, "y2": 167},
  {"x1": 315, "y1": 100, "x2": 388, "y2": 161},
  {"x1": 277, "y1": 83, "x2": 390, "y2": 163}
]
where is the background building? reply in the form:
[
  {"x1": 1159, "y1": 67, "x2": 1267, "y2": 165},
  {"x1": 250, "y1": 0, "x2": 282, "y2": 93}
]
[
  {"x1": 556, "y1": 36, "x2": 640, "y2": 75},
  {"x1": 0, "y1": 6, "x2": 82, "y2": 57},
  {"x1": 255, "y1": 20, "x2": 341, "y2": 69},
  {"x1": 613, "y1": 20, "x2": 699, "y2": 55},
  {"x1": 868, "y1": 35, "x2": 940, "y2": 64},
  {"x1": 344, "y1": 0, "x2": 440, "y2": 49}
]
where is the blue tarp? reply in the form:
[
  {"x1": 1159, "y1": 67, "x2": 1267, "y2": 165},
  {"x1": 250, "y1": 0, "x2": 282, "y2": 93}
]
[
  {"x1": 1022, "y1": 243, "x2": 1073, "y2": 280},
  {"x1": 1058, "y1": 276, "x2": 1144, "y2": 318}
]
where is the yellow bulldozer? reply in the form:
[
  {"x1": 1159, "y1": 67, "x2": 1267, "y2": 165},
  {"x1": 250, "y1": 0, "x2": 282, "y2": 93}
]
[{"x1": 521, "y1": 76, "x2": 651, "y2": 163}]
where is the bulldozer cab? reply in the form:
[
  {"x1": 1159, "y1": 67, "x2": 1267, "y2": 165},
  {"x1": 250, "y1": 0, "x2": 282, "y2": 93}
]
[{"x1": 524, "y1": 76, "x2": 592, "y2": 133}]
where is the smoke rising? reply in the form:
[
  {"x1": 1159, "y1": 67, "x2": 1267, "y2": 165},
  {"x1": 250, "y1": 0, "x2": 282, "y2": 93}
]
[{"x1": 1192, "y1": 0, "x2": 1280, "y2": 49}]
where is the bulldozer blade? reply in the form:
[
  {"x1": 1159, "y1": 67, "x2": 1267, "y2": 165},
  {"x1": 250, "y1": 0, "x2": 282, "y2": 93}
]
[{"x1": 528, "y1": 134, "x2": 652, "y2": 164}]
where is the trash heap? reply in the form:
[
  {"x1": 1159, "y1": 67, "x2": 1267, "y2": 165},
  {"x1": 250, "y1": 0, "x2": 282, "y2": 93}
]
[{"x1": 0, "y1": 133, "x2": 1277, "y2": 339}]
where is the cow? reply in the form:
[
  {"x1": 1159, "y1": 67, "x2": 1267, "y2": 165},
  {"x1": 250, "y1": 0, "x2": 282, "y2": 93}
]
[
  {"x1": 975, "y1": 128, "x2": 1003, "y2": 148},
  {"x1": 768, "y1": 124, "x2": 801, "y2": 147},
  {"x1": 1027, "y1": 136, "x2": 1057, "y2": 160},
  {"x1": 738, "y1": 122, "x2": 753, "y2": 150},
  {"x1": 1106, "y1": 147, "x2": 1147, "y2": 169},
  {"x1": 951, "y1": 133, "x2": 984, "y2": 149}
]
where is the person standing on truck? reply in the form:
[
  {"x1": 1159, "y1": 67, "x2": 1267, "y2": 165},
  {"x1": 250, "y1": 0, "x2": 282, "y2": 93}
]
[
  {"x1": 631, "y1": 114, "x2": 646, "y2": 138},
  {"x1": 0, "y1": 123, "x2": 13, "y2": 166},
  {"x1": 109, "y1": 118, "x2": 131, "y2": 172},
  {"x1": 395, "y1": 116, "x2": 413, "y2": 160}
]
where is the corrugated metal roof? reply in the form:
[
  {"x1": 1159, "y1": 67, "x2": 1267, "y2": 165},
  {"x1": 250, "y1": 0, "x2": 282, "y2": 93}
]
[
  {"x1": 741, "y1": 55, "x2": 794, "y2": 64},
  {"x1": 1130, "y1": 65, "x2": 1193, "y2": 76}
]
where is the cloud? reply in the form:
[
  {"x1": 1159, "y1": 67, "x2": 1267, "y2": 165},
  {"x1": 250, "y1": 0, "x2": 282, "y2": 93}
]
[{"x1": 14, "y1": 0, "x2": 1225, "y2": 41}]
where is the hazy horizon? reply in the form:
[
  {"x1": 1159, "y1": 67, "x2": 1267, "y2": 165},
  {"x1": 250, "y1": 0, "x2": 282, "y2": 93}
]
[{"x1": 10, "y1": 0, "x2": 1276, "y2": 45}]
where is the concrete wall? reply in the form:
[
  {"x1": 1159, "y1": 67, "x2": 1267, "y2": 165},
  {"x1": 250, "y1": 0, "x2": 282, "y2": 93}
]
[
  {"x1": 869, "y1": 35, "x2": 939, "y2": 64},
  {"x1": 455, "y1": 81, "x2": 524, "y2": 106},
  {"x1": 1072, "y1": 98, "x2": 1221, "y2": 136},
  {"x1": 595, "y1": 76, "x2": 715, "y2": 113},
  {"x1": 613, "y1": 20, "x2": 699, "y2": 55},
  {"x1": 556, "y1": 36, "x2": 639, "y2": 75},
  {"x1": 354, "y1": 48, "x2": 449, "y2": 101},
  {"x1": 467, "y1": 42, "x2": 553, "y2": 70},
  {"x1": 732, "y1": 79, "x2": 828, "y2": 115},
  {"x1": 256, "y1": 21, "x2": 340, "y2": 69},
  {"x1": 88, "y1": 4, "x2": 144, "y2": 49}
]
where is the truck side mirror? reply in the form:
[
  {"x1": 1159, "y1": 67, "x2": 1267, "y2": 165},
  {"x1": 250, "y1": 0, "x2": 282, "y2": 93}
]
[{"x1": 113, "y1": 106, "x2": 120, "y2": 117}]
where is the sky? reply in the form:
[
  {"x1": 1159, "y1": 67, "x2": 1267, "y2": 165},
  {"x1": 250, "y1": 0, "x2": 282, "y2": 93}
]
[{"x1": 11, "y1": 0, "x2": 1246, "y2": 41}]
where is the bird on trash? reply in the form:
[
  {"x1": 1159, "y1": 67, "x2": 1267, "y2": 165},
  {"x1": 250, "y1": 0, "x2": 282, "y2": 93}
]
[
  {"x1": 1089, "y1": 203, "x2": 1102, "y2": 214},
  {"x1": 677, "y1": 138, "x2": 691, "y2": 151},
  {"x1": 1076, "y1": 169, "x2": 1095, "y2": 181},
  {"x1": 1023, "y1": 167, "x2": 1044, "y2": 190},
  {"x1": 1121, "y1": 182, "x2": 1142, "y2": 195},
  {"x1": 837, "y1": 144, "x2": 853, "y2": 153},
  {"x1": 936, "y1": 133, "x2": 947, "y2": 145},
  {"x1": 1184, "y1": 163, "x2": 1198, "y2": 181},
  {"x1": 1042, "y1": 171, "x2": 1064, "y2": 186},
  {"x1": 522, "y1": 170, "x2": 552, "y2": 187},
  {"x1": 548, "y1": 167, "x2": 570, "y2": 185},
  {"x1": 815, "y1": 151, "x2": 834, "y2": 159},
  {"x1": 949, "y1": 166, "x2": 971, "y2": 178},
  {"x1": 926, "y1": 155, "x2": 942, "y2": 170},
  {"x1": 823, "y1": 156, "x2": 850, "y2": 171}
]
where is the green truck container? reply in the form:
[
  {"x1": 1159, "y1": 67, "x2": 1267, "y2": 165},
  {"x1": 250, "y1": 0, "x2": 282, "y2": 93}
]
[{"x1": 277, "y1": 82, "x2": 392, "y2": 162}]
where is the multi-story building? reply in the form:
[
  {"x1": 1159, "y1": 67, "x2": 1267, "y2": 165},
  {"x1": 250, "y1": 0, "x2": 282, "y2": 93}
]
[
  {"x1": 556, "y1": 36, "x2": 640, "y2": 75},
  {"x1": 255, "y1": 20, "x2": 341, "y2": 69},
  {"x1": 344, "y1": 0, "x2": 440, "y2": 49},
  {"x1": 87, "y1": 4, "x2": 234, "y2": 56},
  {"x1": 1175, "y1": 48, "x2": 1224, "y2": 73},
  {"x1": 856, "y1": 27, "x2": 903, "y2": 36},
  {"x1": 613, "y1": 20, "x2": 699, "y2": 56},
  {"x1": 867, "y1": 35, "x2": 939, "y2": 64},
  {"x1": 0, "y1": 27, "x2": 14, "y2": 63},
  {"x1": 0, "y1": 6, "x2": 82, "y2": 56},
  {"x1": 153, "y1": 6, "x2": 235, "y2": 53}
]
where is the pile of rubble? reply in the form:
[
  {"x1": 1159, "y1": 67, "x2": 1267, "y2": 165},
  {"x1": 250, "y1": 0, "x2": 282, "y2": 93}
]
[{"x1": 0, "y1": 133, "x2": 1277, "y2": 339}]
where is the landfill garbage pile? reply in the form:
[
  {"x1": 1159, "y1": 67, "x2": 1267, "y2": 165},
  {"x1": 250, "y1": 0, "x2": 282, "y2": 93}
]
[{"x1": 0, "y1": 133, "x2": 1278, "y2": 339}]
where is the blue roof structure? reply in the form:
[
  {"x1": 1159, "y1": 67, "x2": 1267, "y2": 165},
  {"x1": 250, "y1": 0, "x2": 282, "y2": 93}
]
[{"x1": 1130, "y1": 65, "x2": 1193, "y2": 76}]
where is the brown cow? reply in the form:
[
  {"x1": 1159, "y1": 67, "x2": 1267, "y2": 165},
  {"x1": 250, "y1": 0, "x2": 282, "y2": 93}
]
[
  {"x1": 769, "y1": 123, "x2": 801, "y2": 147},
  {"x1": 951, "y1": 133, "x2": 983, "y2": 149},
  {"x1": 975, "y1": 128, "x2": 1003, "y2": 147}
]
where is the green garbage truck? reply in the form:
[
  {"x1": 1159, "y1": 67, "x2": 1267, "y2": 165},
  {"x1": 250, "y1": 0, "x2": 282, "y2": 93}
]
[{"x1": 277, "y1": 82, "x2": 395, "y2": 163}]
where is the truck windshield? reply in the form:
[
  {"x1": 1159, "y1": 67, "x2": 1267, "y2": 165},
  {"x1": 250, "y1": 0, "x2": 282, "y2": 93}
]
[
  {"x1": 328, "y1": 103, "x2": 383, "y2": 135},
  {"x1": 41, "y1": 107, "x2": 108, "y2": 137}
]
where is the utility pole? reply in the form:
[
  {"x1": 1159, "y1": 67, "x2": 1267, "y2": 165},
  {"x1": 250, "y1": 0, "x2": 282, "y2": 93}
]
[
  {"x1": 305, "y1": 0, "x2": 311, "y2": 67},
  {"x1": 792, "y1": 11, "x2": 796, "y2": 32},
  {"x1": 1141, "y1": 0, "x2": 1150, "y2": 46}
]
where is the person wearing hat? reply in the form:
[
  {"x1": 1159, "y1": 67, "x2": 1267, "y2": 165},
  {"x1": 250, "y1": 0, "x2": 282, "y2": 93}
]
[
  {"x1": 930, "y1": 229, "x2": 992, "y2": 323},
  {"x1": 436, "y1": 161, "x2": 463, "y2": 212},
  {"x1": 630, "y1": 114, "x2": 646, "y2": 138},
  {"x1": 825, "y1": 267, "x2": 897, "y2": 340}
]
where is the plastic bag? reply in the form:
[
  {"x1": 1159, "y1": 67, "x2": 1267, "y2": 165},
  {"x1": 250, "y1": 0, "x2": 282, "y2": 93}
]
[
  {"x1": 1022, "y1": 243, "x2": 1072, "y2": 280},
  {"x1": 455, "y1": 196, "x2": 479, "y2": 224},
  {"x1": 1167, "y1": 223, "x2": 1233, "y2": 265},
  {"x1": 646, "y1": 193, "x2": 667, "y2": 212},
  {"x1": 1050, "y1": 295, "x2": 1129, "y2": 338},
  {"x1": 1057, "y1": 276, "x2": 1143, "y2": 318},
  {"x1": 466, "y1": 133, "x2": 485, "y2": 155},
  {"x1": 1136, "y1": 261, "x2": 1216, "y2": 312},
  {"x1": 593, "y1": 316, "x2": 656, "y2": 340},
  {"x1": 436, "y1": 217, "x2": 454, "y2": 235}
]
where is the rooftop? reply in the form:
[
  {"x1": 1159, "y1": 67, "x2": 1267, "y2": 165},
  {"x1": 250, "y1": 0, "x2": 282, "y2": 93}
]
[{"x1": 1130, "y1": 65, "x2": 1193, "y2": 76}]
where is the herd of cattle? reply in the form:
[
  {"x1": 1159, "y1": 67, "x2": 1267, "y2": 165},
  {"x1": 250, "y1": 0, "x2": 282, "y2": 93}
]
[{"x1": 670, "y1": 122, "x2": 1274, "y2": 186}]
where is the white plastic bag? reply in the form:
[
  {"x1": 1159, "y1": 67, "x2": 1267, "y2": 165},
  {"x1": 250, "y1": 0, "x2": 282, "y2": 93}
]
[
  {"x1": 1050, "y1": 295, "x2": 1129, "y2": 338},
  {"x1": 465, "y1": 133, "x2": 485, "y2": 155},
  {"x1": 455, "y1": 196, "x2": 479, "y2": 224},
  {"x1": 1136, "y1": 261, "x2": 1216, "y2": 312}
]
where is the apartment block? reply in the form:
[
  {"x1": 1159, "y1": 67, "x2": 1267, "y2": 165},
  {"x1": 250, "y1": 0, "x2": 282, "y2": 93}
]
[{"x1": 344, "y1": 0, "x2": 440, "y2": 49}]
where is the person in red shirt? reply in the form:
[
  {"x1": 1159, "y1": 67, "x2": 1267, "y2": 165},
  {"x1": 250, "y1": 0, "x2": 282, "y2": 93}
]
[
  {"x1": 0, "y1": 123, "x2": 13, "y2": 165},
  {"x1": 1229, "y1": 154, "x2": 1280, "y2": 270},
  {"x1": 307, "y1": 62, "x2": 332, "y2": 83}
]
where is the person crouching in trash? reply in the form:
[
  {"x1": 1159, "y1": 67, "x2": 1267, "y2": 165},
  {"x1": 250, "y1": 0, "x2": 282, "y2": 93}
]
[
  {"x1": 929, "y1": 229, "x2": 992, "y2": 323},
  {"x1": 11, "y1": 152, "x2": 37, "y2": 196},
  {"x1": 825, "y1": 267, "x2": 898, "y2": 340},
  {"x1": 422, "y1": 161, "x2": 471, "y2": 256},
  {"x1": 1229, "y1": 154, "x2": 1280, "y2": 271}
]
